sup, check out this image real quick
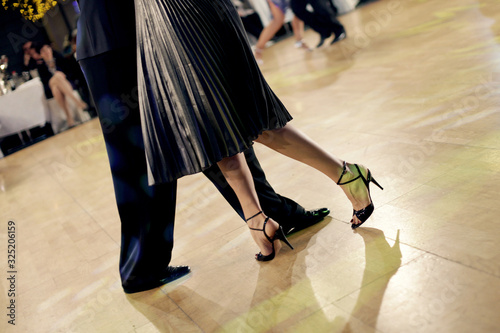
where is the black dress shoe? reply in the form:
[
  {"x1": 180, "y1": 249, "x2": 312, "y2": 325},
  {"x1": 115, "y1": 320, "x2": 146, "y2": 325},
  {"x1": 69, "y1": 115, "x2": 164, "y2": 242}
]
[
  {"x1": 330, "y1": 31, "x2": 347, "y2": 45},
  {"x1": 282, "y1": 208, "x2": 330, "y2": 236},
  {"x1": 316, "y1": 33, "x2": 332, "y2": 48},
  {"x1": 123, "y1": 265, "x2": 191, "y2": 294}
]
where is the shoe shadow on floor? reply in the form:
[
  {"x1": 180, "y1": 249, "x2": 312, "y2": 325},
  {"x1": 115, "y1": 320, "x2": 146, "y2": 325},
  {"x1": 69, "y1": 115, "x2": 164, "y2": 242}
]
[
  {"x1": 242, "y1": 225, "x2": 402, "y2": 332},
  {"x1": 124, "y1": 222, "x2": 402, "y2": 332},
  {"x1": 341, "y1": 228, "x2": 402, "y2": 331}
]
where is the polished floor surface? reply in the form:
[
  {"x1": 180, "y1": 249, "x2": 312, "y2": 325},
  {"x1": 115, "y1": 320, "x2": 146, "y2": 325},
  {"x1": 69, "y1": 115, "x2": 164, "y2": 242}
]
[{"x1": 1, "y1": 0, "x2": 500, "y2": 332}]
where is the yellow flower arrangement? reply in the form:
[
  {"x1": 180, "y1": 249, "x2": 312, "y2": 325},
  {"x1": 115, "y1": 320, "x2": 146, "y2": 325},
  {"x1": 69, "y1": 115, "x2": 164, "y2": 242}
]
[{"x1": 2, "y1": 0, "x2": 59, "y2": 21}]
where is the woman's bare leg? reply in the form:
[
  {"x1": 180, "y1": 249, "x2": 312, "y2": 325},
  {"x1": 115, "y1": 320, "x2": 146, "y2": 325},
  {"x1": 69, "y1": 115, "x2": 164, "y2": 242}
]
[
  {"x1": 254, "y1": 1, "x2": 286, "y2": 63},
  {"x1": 49, "y1": 84, "x2": 75, "y2": 127},
  {"x1": 291, "y1": 16, "x2": 304, "y2": 41},
  {"x1": 291, "y1": 16, "x2": 311, "y2": 50},
  {"x1": 255, "y1": 124, "x2": 372, "y2": 225},
  {"x1": 217, "y1": 153, "x2": 281, "y2": 257},
  {"x1": 51, "y1": 72, "x2": 87, "y2": 109}
]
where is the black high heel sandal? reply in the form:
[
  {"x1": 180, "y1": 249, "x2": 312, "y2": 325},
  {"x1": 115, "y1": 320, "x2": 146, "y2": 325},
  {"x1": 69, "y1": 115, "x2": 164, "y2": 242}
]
[
  {"x1": 337, "y1": 162, "x2": 383, "y2": 229},
  {"x1": 246, "y1": 211, "x2": 294, "y2": 262}
]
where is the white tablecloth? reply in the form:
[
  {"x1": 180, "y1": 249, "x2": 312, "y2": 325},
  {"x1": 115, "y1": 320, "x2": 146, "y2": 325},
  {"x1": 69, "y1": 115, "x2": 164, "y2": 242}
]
[{"x1": 0, "y1": 77, "x2": 49, "y2": 138}]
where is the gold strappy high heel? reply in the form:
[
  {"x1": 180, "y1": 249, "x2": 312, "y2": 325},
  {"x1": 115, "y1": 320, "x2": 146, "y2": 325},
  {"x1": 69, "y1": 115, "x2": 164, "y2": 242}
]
[{"x1": 337, "y1": 162, "x2": 383, "y2": 229}]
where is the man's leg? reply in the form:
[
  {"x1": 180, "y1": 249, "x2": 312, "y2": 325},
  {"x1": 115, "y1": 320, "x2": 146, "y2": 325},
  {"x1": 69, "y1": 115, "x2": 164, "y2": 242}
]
[
  {"x1": 203, "y1": 147, "x2": 329, "y2": 234},
  {"x1": 80, "y1": 47, "x2": 188, "y2": 293},
  {"x1": 291, "y1": 0, "x2": 332, "y2": 38},
  {"x1": 309, "y1": 0, "x2": 345, "y2": 37}
]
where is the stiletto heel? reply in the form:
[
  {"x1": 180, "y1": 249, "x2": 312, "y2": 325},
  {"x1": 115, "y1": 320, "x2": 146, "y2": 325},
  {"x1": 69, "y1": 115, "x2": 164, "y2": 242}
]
[
  {"x1": 337, "y1": 162, "x2": 383, "y2": 229},
  {"x1": 246, "y1": 211, "x2": 294, "y2": 261},
  {"x1": 274, "y1": 226, "x2": 294, "y2": 250},
  {"x1": 370, "y1": 175, "x2": 383, "y2": 191}
]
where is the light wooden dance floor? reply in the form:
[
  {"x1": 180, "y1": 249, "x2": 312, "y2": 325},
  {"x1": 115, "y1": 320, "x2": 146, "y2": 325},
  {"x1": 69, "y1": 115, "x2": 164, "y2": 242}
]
[{"x1": 1, "y1": 0, "x2": 500, "y2": 331}]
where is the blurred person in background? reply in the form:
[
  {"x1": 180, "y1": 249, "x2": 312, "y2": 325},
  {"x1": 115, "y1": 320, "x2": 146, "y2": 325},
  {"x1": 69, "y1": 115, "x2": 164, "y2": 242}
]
[
  {"x1": 291, "y1": 0, "x2": 346, "y2": 47},
  {"x1": 253, "y1": 0, "x2": 312, "y2": 64},
  {"x1": 22, "y1": 41, "x2": 38, "y2": 71},
  {"x1": 232, "y1": 0, "x2": 264, "y2": 44},
  {"x1": 30, "y1": 42, "x2": 87, "y2": 128}
]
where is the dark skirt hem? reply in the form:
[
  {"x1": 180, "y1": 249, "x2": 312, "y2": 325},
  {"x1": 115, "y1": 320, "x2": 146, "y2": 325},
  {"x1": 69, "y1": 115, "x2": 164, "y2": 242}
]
[
  {"x1": 137, "y1": 0, "x2": 293, "y2": 184},
  {"x1": 147, "y1": 118, "x2": 292, "y2": 185}
]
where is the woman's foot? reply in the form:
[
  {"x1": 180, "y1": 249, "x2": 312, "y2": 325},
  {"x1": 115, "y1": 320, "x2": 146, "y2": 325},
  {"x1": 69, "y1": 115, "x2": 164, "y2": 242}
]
[
  {"x1": 253, "y1": 47, "x2": 264, "y2": 65},
  {"x1": 295, "y1": 40, "x2": 312, "y2": 52},
  {"x1": 336, "y1": 162, "x2": 374, "y2": 227},
  {"x1": 247, "y1": 212, "x2": 281, "y2": 259}
]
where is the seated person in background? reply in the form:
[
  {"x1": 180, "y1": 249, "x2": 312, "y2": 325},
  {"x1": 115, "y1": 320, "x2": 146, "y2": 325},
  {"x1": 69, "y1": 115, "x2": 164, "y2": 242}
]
[
  {"x1": 29, "y1": 42, "x2": 87, "y2": 128},
  {"x1": 63, "y1": 31, "x2": 97, "y2": 118},
  {"x1": 22, "y1": 41, "x2": 38, "y2": 72},
  {"x1": 0, "y1": 55, "x2": 8, "y2": 71}
]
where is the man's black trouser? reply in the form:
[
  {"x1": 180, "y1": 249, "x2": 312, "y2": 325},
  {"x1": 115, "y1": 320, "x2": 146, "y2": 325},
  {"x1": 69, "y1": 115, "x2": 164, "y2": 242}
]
[
  {"x1": 291, "y1": 0, "x2": 345, "y2": 38},
  {"x1": 80, "y1": 46, "x2": 306, "y2": 289}
]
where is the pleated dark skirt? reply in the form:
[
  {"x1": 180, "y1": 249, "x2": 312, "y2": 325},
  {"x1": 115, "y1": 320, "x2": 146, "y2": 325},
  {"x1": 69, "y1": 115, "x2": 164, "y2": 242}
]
[{"x1": 135, "y1": 0, "x2": 292, "y2": 184}]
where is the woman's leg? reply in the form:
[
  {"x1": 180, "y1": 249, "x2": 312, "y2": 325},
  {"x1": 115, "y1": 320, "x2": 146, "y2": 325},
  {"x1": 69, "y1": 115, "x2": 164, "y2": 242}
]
[
  {"x1": 255, "y1": 124, "x2": 372, "y2": 225},
  {"x1": 49, "y1": 81, "x2": 75, "y2": 127},
  {"x1": 51, "y1": 72, "x2": 88, "y2": 109},
  {"x1": 291, "y1": 16, "x2": 304, "y2": 41},
  {"x1": 291, "y1": 16, "x2": 311, "y2": 50},
  {"x1": 217, "y1": 153, "x2": 282, "y2": 257},
  {"x1": 254, "y1": 1, "x2": 286, "y2": 63}
]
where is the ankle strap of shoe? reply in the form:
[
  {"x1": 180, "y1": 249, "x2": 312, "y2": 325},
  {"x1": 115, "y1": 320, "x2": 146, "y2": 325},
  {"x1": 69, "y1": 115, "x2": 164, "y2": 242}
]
[
  {"x1": 245, "y1": 211, "x2": 263, "y2": 222},
  {"x1": 337, "y1": 161, "x2": 361, "y2": 185}
]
